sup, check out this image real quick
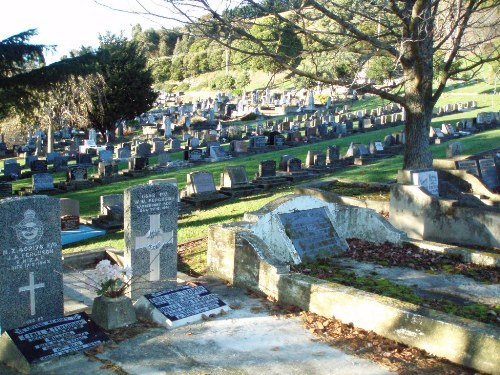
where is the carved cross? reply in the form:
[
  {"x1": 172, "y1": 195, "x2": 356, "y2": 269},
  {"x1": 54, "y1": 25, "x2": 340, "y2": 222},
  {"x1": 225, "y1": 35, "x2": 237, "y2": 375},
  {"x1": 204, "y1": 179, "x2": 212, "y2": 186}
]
[
  {"x1": 19, "y1": 272, "x2": 45, "y2": 316},
  {"x1": 135, "y1": 214, "x2": 173, "y2": 281}
]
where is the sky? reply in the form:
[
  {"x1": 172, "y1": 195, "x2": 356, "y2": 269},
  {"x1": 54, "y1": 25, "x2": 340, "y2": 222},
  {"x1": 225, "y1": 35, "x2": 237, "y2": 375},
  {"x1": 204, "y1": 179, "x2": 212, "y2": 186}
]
[{"x1": 0, "y1": 0, "x2": 178, "y2": 64}]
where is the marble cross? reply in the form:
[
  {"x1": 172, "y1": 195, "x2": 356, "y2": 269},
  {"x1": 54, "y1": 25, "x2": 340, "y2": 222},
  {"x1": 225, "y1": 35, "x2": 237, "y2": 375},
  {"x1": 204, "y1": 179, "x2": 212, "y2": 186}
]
[
  {"x1": 135, "y1": 214, "x2": 173, "y2": 281},
  {"x1": 19, "y1": 272, "x2": 45, "y2": 316}
]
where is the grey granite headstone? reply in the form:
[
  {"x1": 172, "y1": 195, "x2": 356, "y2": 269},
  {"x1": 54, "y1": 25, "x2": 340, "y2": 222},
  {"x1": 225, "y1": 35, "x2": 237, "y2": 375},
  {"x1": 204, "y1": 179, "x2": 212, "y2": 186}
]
[
  {"x1": 100, "y1": 194, "x2": 124, "y2": 215},
  {"x1": 0, "y1": 196, "x2": 63, "y2": 331},
  {"x1": 279, "y1": 207, "x2": 348, "y2": 261},
  {"x1": 98, "y1": 150, "x2": 113, "y2": 163},
  {"x1": 221, "y1": 166, "x2": 248, "y2": 188},
  {"x1": 190, "y1": 172, "x2": 217, "y2": 194},
  {"x1": 32, "y1": 173, "x2": 54, "y2": 191},
  {"x1": 124, "y1": 182, "x2": 178, "y2": 299},
  {"x1": 3, "y1": 162, "x2": 21, "y2": 177},
  {"x1": 258, "y1": 160, "x2": 276, "y2": 178},
  {"x1": 157, "y1": 152, "x2": 170, "y2": 167}
]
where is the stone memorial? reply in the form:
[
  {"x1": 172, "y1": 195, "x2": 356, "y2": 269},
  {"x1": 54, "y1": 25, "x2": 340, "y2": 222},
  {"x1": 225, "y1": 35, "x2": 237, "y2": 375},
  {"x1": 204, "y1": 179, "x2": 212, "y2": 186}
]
[
  {"x1": 456, "y1": 160, "x2": 480, "y2": 177},
  {"x1": 249, "y1": 136, "x2": 267, "y2": 148},
  {"x1": 287, "y1": 158, "x2": 302, "y2": 172},
  {"x1": 67, "y1": 166, "x2": 88, "y2": 182},
  {"x1": 136, "y1": 143, "x2": 152, "y2": 157},
  {"x1": 278, "y1": 207, "x2": 348, "y2": 261},
  {"x1": 32, "y1": 173, "x2": 54, "y2": 192},
  {"x1": 3, "y1": 161, "x2": 21, "y2": 178},
  {"x1": 0, "y1": 196, "x2": 63, "y2": 331},
  {"x1": 0, "y1": 312, "x2": 108, "y2": 372},
  {"x1": 220, "y1": 166, "x2": 249, "y2": 188},
  {"x1": 258, "y1": 160, "x2": 276, "y2": 178},
  {"x1": 186, "y1": 171, "x2": 217, "y2": 195},
  {"x1": 411, "y1": 169, "x2": 439, "y2": 196},
  {"x1": 98, "y1": 150, "x2": 113, "y2": 163},
  {"x1": 129, "y1": 156, "x2": 149, "y2": 171},
  {"x1": 60, "y1": 198, "x2": 80, "y2": 231},
  {"x1": 30, "y1": 160, "x2": 48, "y2": 174},
  {"x1": 124, "y1": 182, "x2": 178, "y2": 299},
  {"x1": 188, "y1": 149, "x2": 203, "y2": 162},
  {"x1": 116, "y1": 147, "x2": 131, "y2": 160},
  {"x1": 209, "y1": 146, "x2": 228, "y2": 160},
  {"x1": 157, "y1": 152, "x2": 170, "y2": 167},
  {"x1": 135, "y1": 284, "x2": 230, "y2": 328},
  {"x1": 478, "y1": 158, "x2": 500, "y2": 190},
  {"x1": 0, "y1": 182, "x2": 12, "y2": 198},
  {"x1": 77, "y1": 153, "x2": 93, "y2": 165},
  {"x1": 326, "y1": 145, "x2": 340, "y2": 164}
]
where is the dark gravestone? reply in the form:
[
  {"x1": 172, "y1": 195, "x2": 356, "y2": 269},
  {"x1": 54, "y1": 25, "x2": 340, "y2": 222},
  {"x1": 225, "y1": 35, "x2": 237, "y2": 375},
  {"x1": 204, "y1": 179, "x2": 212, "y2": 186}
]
[
  {"x1": 1, "y1": 312, "x2": 108, "y2": 369},
  {"x1": 317, "y1": 124, "x2": 328, "y2": 137},
  {"x1": 273, "y1": 135, "x2": 285, "y2": 147},
  {"x1": 3, "y1": 162, "x2": 21, "y2": 178},
  {"x1": 279, "y1": 155, "x2": 294, "y2": 171},
  {"x1": 30, "y1": 160, "x2": 48, "y2": 174},
  {"x1": 266, "y1": 131, "x2": 281, "y2": 146},
  {"x1": 77, "y1": 153, "x2": 93, "y2": 165},
  {"x1": 306, "y1": 151, "x2": 320, "y2": 167},
  {"x1": 0, "y1": 196, "x2": 63, "y2": 331},
  {"x1": 383, "y1": 134, "x2": 395, "y2": 147},
  {"x1": 52, "y1": 157, "x2": 68, "y2": 172},
  {"x1": 190, "y1": 171, "x2": 217, "y2": 194},
  {"x1": 456, "y1": 160, "x2": 480, "y2": 177},
  {"x1": 60, "y1": 198, "x2": 79, "y2": 231},
  {"x1": 98, "y1": 162, "x2": 113, "y2": 178},
  {"x1": 129, "y1": 156, "x2": 148, "y2": 171},
  {"x1": 98, "y1": 150, "x2": 113, "y2": 163},
  {"x1": 0, "y1": 182, "x2": 12, "y2": 198},
  {"x1": 67, "y1": 166, "x2": 88, "y2": 182},
  {"x1": 279, "y1": 207, "x2": 348, "y2": 260},
  {"x1": 287, "y1": 158, "x2": 302, "y2": 172},
  {"x1": 314, "y1": 153, "x2": 326, "y2": 167},
  {"x1": 258, "y1": 160, "x2": 276, "y2": 178},
  {"x1": 478, "y1": 158, "x2": 500, "y2": 190},
  {"x1": 136, "y1": 143, "x2": 152, "y2": 157},
  {"x1": 124, "y1": 182, "x2": 178, "y2": 299},
  {"x1": 116, "y1": 147, "x2": 131, "y2": 160},
  {"x1": 24, "y1": 155, "x2": 38, "y2": 169},
  {"x1": 250, "y1": 136, "x2": 267, "y2": 148},
  {"x1": 326, "y1": 146, "x2": 340, "y2": 164},
  {"x1": 136, "y1": 285, "x2": 229, "y2": 328},
  {"x1": 32, "y1": 173, "x2": 54, "y2": 191}
]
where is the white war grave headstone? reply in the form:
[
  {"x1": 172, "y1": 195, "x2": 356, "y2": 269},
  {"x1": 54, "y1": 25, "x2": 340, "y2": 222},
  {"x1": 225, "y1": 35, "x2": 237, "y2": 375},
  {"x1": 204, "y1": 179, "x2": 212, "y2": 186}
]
[
  {"x1": 0, "y1": 196, "x2": 63, "y2": 332},
  {"x1": 124, "y1": 182, "x2": 178, "y2": 299}
]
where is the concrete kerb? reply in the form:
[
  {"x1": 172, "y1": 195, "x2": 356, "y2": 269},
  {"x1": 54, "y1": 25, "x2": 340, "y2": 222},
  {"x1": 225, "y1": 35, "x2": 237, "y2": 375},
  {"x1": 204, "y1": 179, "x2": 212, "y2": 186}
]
[{"x1": 207, "y1": 223, "x2": 500, "y2": 375}]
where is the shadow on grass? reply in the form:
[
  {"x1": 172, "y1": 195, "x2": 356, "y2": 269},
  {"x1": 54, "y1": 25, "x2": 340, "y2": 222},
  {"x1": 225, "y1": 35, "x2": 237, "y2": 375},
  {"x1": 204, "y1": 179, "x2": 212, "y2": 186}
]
[{"x1": 178, "y1": 213, "x2": 244, "y2": 229}]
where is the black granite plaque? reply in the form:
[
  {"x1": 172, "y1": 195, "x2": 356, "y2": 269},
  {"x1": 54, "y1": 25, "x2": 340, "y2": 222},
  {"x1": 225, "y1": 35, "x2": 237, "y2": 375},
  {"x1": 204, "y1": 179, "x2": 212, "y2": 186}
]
[
  {"x1": 6, "y1": 312, "x2": 108, "y2": 364},
  {"x1": 67, "y1": 166, "x2": 88, "y2": 182},
  {"x1": 30, "y1": 160, "x2": 48, "y2": 174},
  {"x1": 478, "y1": 158, "x2": 499, "y2": 189},
  {"x1": 144, "y1": 285, "x2": 227, "y2": 323},
  {"x1": 456, "y1": 160, "x2": 479, "y2": 177},
  {"x1": 259, "y1": 160, "x2": 276, "y2": 178},
  {"x1": 287, "y1": 158, "x2": 302, "y2": 172},
  {"x1": 279, "y1": 207, "x2": 347, "y2": 259},
  {"x1": 78, "y1": 153, "x2": 93, "y2": 165},
  {"x1": 0, "y1": 182, "x2": 12, "y2": 198}
]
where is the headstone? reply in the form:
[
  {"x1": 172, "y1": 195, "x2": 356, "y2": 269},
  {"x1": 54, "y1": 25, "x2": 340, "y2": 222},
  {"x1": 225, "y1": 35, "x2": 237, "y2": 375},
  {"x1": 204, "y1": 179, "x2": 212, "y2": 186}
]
[
  {"x1": 278, "y1": 207, "x2": 348, "y2": 261},
  {"x1": 287, "y1": 158, "x2": 302, "y2": 172},
  {"x1": 250, "y1": 136, "x2": 267, "y2": 148},
  {"x1": 273, "y1": 135, "x2": 285, "y2": 147},
  {"x1": 32, "y1": 173, "x2": 54, "y2": 191},
  {"x1": 326, "y1": 145, "x2": 340, "y2": 164},
  {"x1": 77, "y1": 153, "x2": 93, "y2": 165},
  {"x1": 258, "y1": 160, "x2": 276, "y2": 178},
  {"x1": 306, "y1": 151, "x2": 320, "y2": 167},
  {"x1": 157, "y1": 152, "x2": 170, "y2": 167},
  {"x1": 124, "y1": 182, "x2": 178, "y2": 299},
  {"x1": 456, "y1": 160, "x2": 479, "y2": 177},
  {"x1": 188, "y1": 171, "x2": 217, "y2": 195},
  {"x1": 129, "y1": 156, "x2": 148, "y2": 171},
  {"x1": 383, "y1": 134, "x2": 395, "y2": 147},
  {"x1": 136, "y1": 143, "x2": 152, "y2": 157},
  {"x1": 411, "y1": 169, "x2": 439, "y2": 196},
  {"x1": 100, "y1": 194, "x2": 124, "y2": 216},
  {"x1": 478, "y1": 158, "x2": 500, "y2": 190},
  {"x1": 45, "y1": 152, "x2": 60, "y2": 164},
  {"x1": 98, "y1": 161, "x2": 113, "y2": 178},
  {"x1": 446, "y1": 142, "x2": 463, "y2": 158},
  {"x1": 169, "y1": 138, "x2": 181, "y2": 151},
  {"x1": 30, "y1": 160, "x2": 48, "y2": 174},
  {"x1": 135, "y1": 285, "x2": 229, "y2": 328},
  {"x1": 60, "y1": 198, "x2": 80, "y2": 231},
  {"x1": 0, "y1": 182, "x2": 12, "y2": 198},
  {"x1": 3, "y1": 162, "x2": 21, "y2": 178},
  {"x1": 231, "y1": 140, "x2": 248, "y2": 153},
  {"x1": 98, "y1": 150, "x2": 113, "y2": 163},
  {"x1": 209, "y1": 146, "x2": 227, "y2": 159},
  {"x1": 152, "y1": 140, "x2": 165, "y2": 154},
  {"x1": 188, "y1": 148, "x2": 203, "y2": 161},
  {"x1": 0, "y1": 196, "x2": 63, "y2": 331},
  {"x1": 116, "y1": 147, "x2": 131, "y2": 160},
  {"x1": 67, "y1": 166, "x2": 88, "y2": 182},
  {"x1": 220, "y1": 166, "x2": 249, "y2": 188},
  {"x1": 314, "y1": 153, "x2": 326, "y2": 167}
]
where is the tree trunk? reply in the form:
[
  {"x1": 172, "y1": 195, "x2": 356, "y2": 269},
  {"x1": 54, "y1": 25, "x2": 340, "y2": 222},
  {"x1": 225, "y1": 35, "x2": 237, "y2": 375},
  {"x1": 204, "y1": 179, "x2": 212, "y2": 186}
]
[{"x1": 403, "y1": 105, "x2": 433, "y2": 169}]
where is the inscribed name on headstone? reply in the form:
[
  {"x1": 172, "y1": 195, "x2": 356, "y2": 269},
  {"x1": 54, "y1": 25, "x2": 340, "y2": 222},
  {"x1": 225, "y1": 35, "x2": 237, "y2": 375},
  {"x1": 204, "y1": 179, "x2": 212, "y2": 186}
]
[
  {"x1": 1, "y1": 312, "x2": 108, "y2": 367},
  {"x1": 456, "y1": 160, "x2": 479, "y2": 177},
  {"x1": 478, "y1": 158, "x2": 500, "y2": 190},
  {"x1": 136, "y1": 284, "x2": 230, "y2": 328},
  {"x1": 278, "y1": 207, "x2": 348, "y2": 261},
  {"x1": 124, "y1": 183, "x2": 178, "y2": 299},
  {"x1": 411, "y1": 170, "x2": 439, "y2": 196},
  {"x1": 0, "y1": 196, "x2": 63, "y2": 331},
  {"x1": 190, "y1": 172, "x2": 217, "y2": 194}
]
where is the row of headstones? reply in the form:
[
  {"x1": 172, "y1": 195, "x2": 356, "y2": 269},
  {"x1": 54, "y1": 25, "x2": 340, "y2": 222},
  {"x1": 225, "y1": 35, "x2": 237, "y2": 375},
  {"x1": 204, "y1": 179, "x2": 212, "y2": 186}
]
[
  {"x1": 454, "y1": 155, "x2": 500, "y2": 191},
  {"x1": 434, "y1": 101, "x2": 477, "y2": 116},
  {"x1": 0, "y1": 181, "x2": 194, "y2": 368}
]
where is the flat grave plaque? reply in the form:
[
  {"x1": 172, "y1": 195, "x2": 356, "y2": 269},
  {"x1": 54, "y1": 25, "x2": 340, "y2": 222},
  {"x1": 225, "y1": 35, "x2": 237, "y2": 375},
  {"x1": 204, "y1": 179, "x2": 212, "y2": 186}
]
[
  {"x1": 478, "y1": 158, "x2": 500, "y2": 190},
  {"x1": 279, "y1": 207, "x2": 348, "y2": 260},
  {"x1": 139, "y1": 284, "x2": 230, "y2": 328},
  {"x1": 456, "y1": 160, "x2": 480, "y2": 177},
  {"x1": 2, "y1": 312, "x2": 108, "y2": 366}
]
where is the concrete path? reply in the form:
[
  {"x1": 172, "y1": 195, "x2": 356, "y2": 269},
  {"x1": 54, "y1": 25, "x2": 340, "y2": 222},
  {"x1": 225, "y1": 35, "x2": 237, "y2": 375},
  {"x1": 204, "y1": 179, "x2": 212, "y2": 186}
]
[
  {"x1": 336, "y1": 258, "x2": 500, "y2": 305},
  {"x1": 0, "y1": 274, "x2": 394, "y2": 375}
]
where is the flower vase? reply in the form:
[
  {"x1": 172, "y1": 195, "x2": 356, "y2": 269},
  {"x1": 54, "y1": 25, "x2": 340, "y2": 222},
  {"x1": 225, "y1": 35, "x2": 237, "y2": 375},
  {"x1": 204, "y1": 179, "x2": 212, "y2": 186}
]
[{"x1": 91, "y1": 295, "x2": 137, "y2": 330}]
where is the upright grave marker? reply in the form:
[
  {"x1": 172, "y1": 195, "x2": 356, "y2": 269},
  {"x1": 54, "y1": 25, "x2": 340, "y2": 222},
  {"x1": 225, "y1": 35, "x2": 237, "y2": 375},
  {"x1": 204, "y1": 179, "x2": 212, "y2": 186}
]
[
  {"x1": 124, "y1": 182, "x2": 178, "y2": 299},
  {"x1": 0, "y1": 196, "x2": 63, "y2": 332}
]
